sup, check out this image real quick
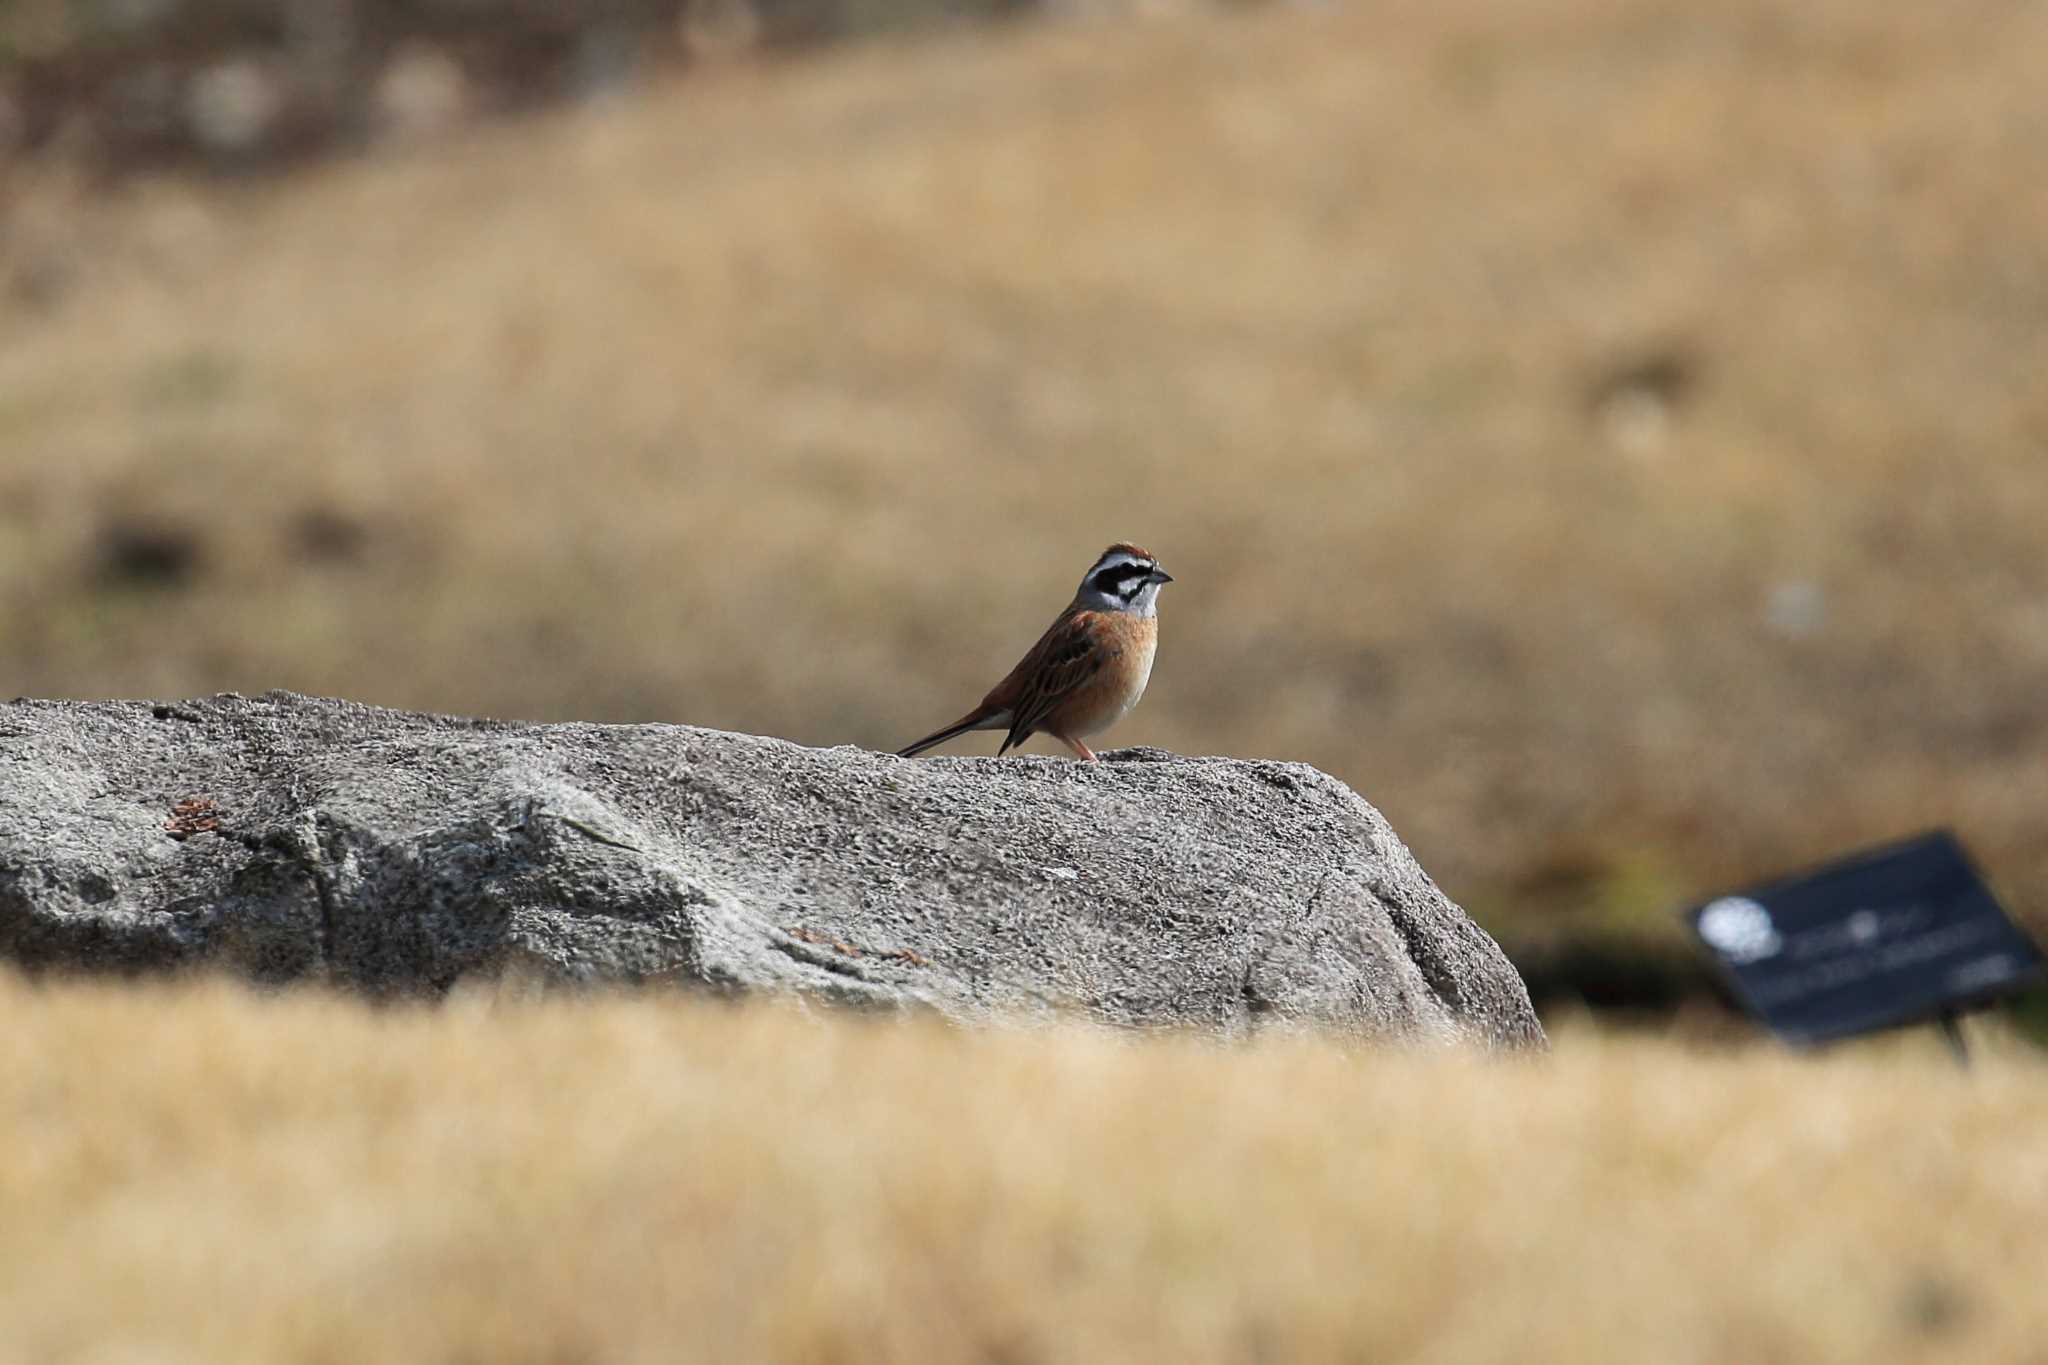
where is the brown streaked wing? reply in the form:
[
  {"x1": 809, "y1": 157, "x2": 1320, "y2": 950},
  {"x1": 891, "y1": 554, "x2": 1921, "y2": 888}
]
[{"x1": 986, "y1": 608, "x2": 1114, "y2": 754}]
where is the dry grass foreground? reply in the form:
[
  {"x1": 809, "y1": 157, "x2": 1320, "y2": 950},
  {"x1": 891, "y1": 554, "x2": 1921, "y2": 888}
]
[
  {"x1": 3, "y1": 973, "x2": 2046, "y2": 1363},
  {"x1": 5, "y1": 0, "x2": 2048, "y2": 956}
]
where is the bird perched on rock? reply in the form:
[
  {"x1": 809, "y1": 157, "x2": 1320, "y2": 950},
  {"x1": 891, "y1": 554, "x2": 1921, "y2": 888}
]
[{"x1": 898, "y1": 543, "x2": 1172, "y2": 761}]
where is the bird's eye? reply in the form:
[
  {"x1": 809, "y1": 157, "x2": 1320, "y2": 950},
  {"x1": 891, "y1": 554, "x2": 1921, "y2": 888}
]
[{"x1": 1091, "y1": 568, "x2": 1130, "y2": 594}]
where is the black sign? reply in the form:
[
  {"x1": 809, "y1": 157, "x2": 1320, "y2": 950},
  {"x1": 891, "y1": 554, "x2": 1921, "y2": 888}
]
[{"x1": 1685, "y1": 830, "x2": 2044, "y2": 1045}]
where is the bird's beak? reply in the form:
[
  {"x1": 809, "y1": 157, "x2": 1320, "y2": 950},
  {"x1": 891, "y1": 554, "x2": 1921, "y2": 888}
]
[{"x1": 1148, "y1": 568, "x2": 1174, "y2": 585}]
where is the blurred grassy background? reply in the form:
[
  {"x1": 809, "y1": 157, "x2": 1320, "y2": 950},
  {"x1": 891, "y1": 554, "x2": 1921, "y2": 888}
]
[
  {"x1": 5, "y1": 972, "x2": 2046, "y2": 1363},
  {"x1": 4, "y1": 0, "x2": 2047, "y2": 1023}
]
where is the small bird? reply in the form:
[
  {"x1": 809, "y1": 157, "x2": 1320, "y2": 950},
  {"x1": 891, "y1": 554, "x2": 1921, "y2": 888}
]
[{"x1": 898, "y1": 543, "x2": 1173, "y2": 762}]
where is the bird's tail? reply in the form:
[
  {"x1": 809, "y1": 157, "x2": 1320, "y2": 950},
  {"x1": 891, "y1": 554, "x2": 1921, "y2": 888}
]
[{"x1": 897, "y1": 709, "x2": 1003, "y2": 758}]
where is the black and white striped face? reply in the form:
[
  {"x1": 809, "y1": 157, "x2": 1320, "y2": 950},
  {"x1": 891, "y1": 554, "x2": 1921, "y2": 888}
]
[{"x1": 1075, "y1": 545, "x2": 1173, "y2": 617}]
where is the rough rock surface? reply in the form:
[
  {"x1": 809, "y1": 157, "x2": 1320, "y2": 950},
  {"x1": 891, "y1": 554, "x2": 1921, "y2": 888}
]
[{"x1": 0, "y1": 692, "x2": 1542, "y2": 1047}]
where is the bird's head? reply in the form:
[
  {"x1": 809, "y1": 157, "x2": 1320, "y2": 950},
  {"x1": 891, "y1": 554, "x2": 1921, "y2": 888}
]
[{"x1": 1076, "y1": 543, "x2": 1172, "y2": 616}]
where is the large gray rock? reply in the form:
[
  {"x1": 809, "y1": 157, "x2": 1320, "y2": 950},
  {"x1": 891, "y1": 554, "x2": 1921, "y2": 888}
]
[{"x1": 0, "y1": 692, "x2": 1542, "y2": 1047}]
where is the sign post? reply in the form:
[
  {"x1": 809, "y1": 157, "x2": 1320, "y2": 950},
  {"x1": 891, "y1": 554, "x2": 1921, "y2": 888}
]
[
  {"x1": 1685, "y1": 831, "x2": 2043, "y2": 1056},
  {"x1": 1935, "y1": 1010, "x2": 1971, "y2": 1068}
]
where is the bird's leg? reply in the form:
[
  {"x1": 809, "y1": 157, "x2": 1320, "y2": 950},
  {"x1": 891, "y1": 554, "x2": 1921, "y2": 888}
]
[{"x1": 1060, "y1": 735, "x2": 1099, "y2": 762}]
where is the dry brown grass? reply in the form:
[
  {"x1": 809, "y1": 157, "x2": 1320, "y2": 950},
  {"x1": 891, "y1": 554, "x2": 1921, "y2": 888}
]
[
  {"x1": 2, "y1": 971, "x2": 2044, "y2": 1362},
  {"x1": 4, "y1": 0, "x2": 2048, "y2": 965}
]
